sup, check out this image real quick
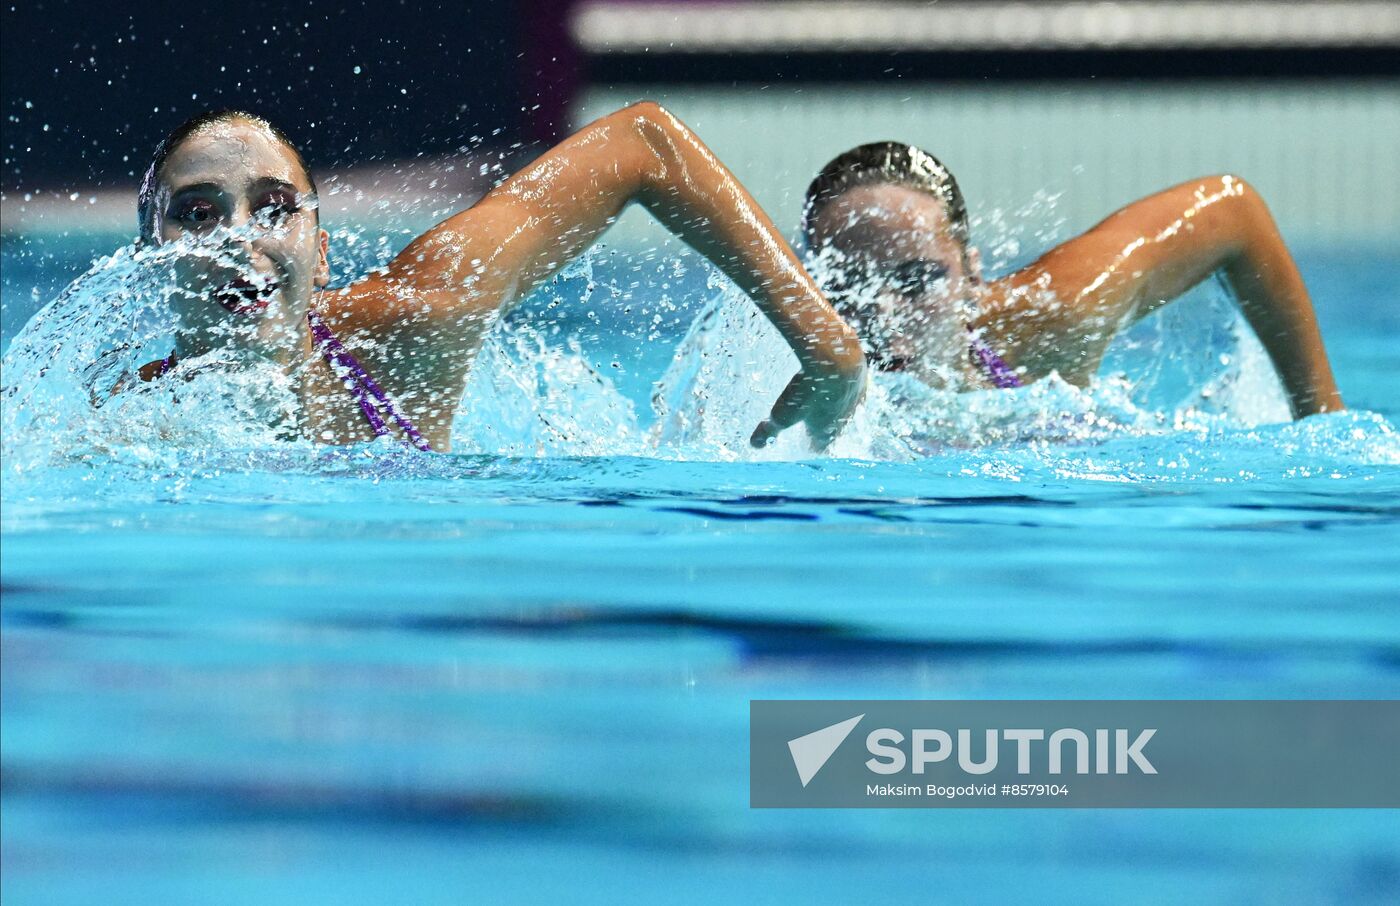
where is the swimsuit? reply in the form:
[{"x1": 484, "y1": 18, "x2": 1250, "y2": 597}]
[
  {"x1": 967, "y1": 331, "x2": 1023, "y2": 389},
  {"x1": 152, "y1": 310, "x2": 432, "y2": 451},
  {"x1": 305, "y1": 310, "x2": 432, "y2": 451}
]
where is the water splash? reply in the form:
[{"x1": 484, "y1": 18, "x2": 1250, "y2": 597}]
[
  {"x1": 646, "y1": 245, "x2": 1397, "y2": 470},
  {"x1": 0, "y1": 237, "x2": 310, "y2": 475},
  {"x1": 455, "y1": 324, "x2": 643, "y2": 458},
  {"x1": 2, "y1": 220, "x2": 1396, "y2": 501},
  {"x1": 649, "y1": 267, "x2": 805, "y2": 460}
]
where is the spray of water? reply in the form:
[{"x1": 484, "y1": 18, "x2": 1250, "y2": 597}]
[
  {"x1": 1, "y1": 236, "x2": 307, "y2": 474},
  {"x1": 3, "y1": 197, "x2": 1396, "y2": 495}
]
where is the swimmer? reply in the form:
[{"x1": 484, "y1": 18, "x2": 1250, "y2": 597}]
[
  {"x1": 801, "y1": 142, "x2": 1343, "y2": 418},
  {"x1": 133, "y1": 105, "x2": 865, "y2": 451}
]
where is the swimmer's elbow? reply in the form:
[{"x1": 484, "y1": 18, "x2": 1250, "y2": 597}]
[
  {"x1": 622, "y1": 100, "x2": 675, "y2": 128},
  {"x1": 1208, "y1": 174, "x2": 1295, "y2": 263},
  {"x1": 1204, "y1": 173, "x2": 1275, "y2": 224},
  {"x1": 1192, "y1": 172, "x2": 1253, "y2": 194},
  {"x1": 619, "y1": 100, "x2": 694, "y2": 171},
  {"x1": 582, "y1": 100, "x2": 681, "y2": 149},
  {"x1": 597, "y1": 99, "x2": 681, "y2": 142},
  {"x1": 1167, "y1": 174, "x2": 1281, "y2": 261},
  {"x1": 575, "y1": 101, "x2": 691, "y2": 192}
]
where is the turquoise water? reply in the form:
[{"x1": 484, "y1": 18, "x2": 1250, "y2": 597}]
[{"x1": 2, "y1": 232, "x2": 1399, "y2": 904}]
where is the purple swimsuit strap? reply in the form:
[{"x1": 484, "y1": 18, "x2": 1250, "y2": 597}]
[
  {"x1": 306, "y1": 309, "x2": 433, "y2": 451},
  {"x1": 152, "y1": 315, "x2": 431, "y2": 450},
  {"x1": 967, "y1": 330, "x2": 1024, "y2": 390}
]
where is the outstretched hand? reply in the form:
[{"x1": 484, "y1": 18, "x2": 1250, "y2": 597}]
[{"x1": 750, "y1": 359, "x2": 867, "y2": 451}]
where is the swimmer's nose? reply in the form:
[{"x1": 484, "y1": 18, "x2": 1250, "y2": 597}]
[
  {"x1": 216, "y1": 209, "x2": 268, "y2": 269},
  {"x1": 221, "y1": 233, "x2": 258, "y2": 272},
  {"x1": 220, "y1": 203, "x2": 268, "y2": 262},
  {"x1": 228, "y1": 204, "x2": 256, "y2": 235},
  {"x1": 225, "y1": 200, "x2": 274, "y2": 239}
]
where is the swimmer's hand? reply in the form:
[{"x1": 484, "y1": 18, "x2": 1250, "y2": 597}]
[{"x1": 751, "y1": 357, "x2": 867, "y2": 451}]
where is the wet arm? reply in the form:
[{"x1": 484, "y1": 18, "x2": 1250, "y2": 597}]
[
  {"x1": 1011, "y1": 175, "x2": 1342, "y2": 418},
  {"x1": 387, "y1": 101, "x2": 865, "y2": 446}
]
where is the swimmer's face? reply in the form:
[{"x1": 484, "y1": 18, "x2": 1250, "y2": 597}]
[
  {"x1": 809, "y1": 183, "x2": 979, "y2": 374},
  {"x1": 152, "y1": 118, "x2": 329, "y2": 354}
]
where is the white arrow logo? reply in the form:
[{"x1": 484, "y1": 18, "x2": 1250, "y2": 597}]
[{"x1": 787, "y1": 714, "x2": 864, "y2": 787}]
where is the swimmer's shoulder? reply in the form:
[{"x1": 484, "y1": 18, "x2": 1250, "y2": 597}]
[{"x1": 317, "y1": 258, "x2": 502, "y2": 335}]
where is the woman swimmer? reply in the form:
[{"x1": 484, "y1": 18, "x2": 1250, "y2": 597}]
[
  {"x1": 134, "y1": 104, "x2": 865, "y2": 451},
  {"x1": 800, "y1": 142, "x2": 1343, "y2": 419}
]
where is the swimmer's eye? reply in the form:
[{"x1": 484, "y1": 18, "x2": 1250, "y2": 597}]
[
  {"x1": 890, "y1": 260, "x2": 950, "y2": 298},
  {"x1": 254, "y1": 192, "x2": 301, "y2": 225},
  {"x1": 822, "y1": 261, "x2": 879, "y2": 306},
  {"x1": 172, "y1": 199, "x2": 220, "y2": 228}
]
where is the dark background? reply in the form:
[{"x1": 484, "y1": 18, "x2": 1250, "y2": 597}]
[
  {"x1": 2, "y1": 0, "x2": 533, "y2": 189},
  {"x1": 5, "y1": 0, "x2": 1398, "y2": 191}
]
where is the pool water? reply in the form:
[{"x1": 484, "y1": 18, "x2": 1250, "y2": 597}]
[{"x1": 2, "y1": 232, "x2": 1399, "y2": 904}]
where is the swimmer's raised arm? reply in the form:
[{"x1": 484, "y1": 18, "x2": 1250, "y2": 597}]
[
  {"x1": 356, "y1": 101, "x2": 864, "y2": 448},
  {"x1": 995, "y1": 175, "x2": 1342, "y2": 418}
]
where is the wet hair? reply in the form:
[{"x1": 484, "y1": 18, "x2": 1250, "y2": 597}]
[
  {"x1": 137, "y1": 109, "x2": 317, "y2": 242},
  {"x1": 801, "y1": 141, "x2": 969, "y2": 250}
]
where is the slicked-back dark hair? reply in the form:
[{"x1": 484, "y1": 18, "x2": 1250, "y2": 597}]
[
  {"x1": 137, "y1": 109, "x2": 317, "y2": 242},
  {"x1": 801, "y1": 141, "x2": 969, "y2": 250}
]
